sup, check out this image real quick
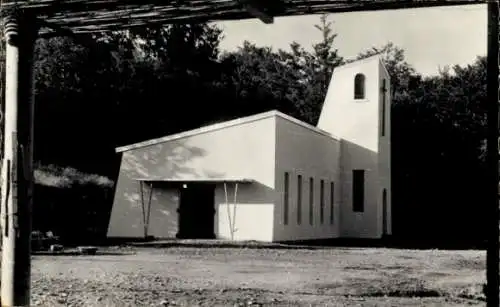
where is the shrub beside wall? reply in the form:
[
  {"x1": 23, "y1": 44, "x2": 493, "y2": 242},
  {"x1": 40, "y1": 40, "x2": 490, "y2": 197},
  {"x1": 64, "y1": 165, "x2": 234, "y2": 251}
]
[{"x1": 33, "y1": 165, "x2": 114, "y2": 245}]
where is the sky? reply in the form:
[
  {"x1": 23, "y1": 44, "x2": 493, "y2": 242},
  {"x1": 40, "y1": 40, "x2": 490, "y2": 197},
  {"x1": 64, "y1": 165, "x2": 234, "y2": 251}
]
[{"x1": 213, "y1": 4, "x2": 486, "y2": 76}]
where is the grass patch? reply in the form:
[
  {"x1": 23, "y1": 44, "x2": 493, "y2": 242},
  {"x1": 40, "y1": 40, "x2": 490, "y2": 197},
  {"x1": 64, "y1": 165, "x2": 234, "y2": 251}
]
[
  {"x1": 129, "y1": 239, "x2": 319, "y2": 250},
  {"x1": 35, "y1": 164, "x2": 113, "y2": 188},
  {"x1": 453, "y1": 284, "x2": 486, "y2": 301},
  {"x1": 344, "y1": 265, "x2": 378, "y2": 271},
  {"x1": 350, "y1": 277, "x2": 442, "y2": 298},
  {"x1": 424, "y1": 271, "x2": 451, "y2": 278},
  {"x1": 365, "y1": 288, "x2": 442, "y2": 298},
  {"x1": 446, "y1": 257, "x2": 485, "y2": 271}
]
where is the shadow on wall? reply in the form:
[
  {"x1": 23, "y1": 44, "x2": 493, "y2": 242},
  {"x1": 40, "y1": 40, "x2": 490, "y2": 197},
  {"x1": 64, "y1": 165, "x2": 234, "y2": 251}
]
[
  {"x1": 122, "y1": 139, "x2": 212, "y2": 179},
  {"x1": 215, "y1": 181, "x2": 276, "y2": 242},
  {"x1": 109, "y1": 138, "x2": 232, "y2": 239},
  {"x1": 119, "y1": 137, "x2": 227, "y2": 199},
  {"x1": 121, "y1": 139, "x2": 207, "y2": 206},
  {"x1": 336, "y1": 139, "x2": 482, "y2": 249},
  {"x1": 111, "y1": 137, "x2": 279, "y2": 241},
  {"x1": 338, "y1": 139, "x2": 385, "y2": 240}
]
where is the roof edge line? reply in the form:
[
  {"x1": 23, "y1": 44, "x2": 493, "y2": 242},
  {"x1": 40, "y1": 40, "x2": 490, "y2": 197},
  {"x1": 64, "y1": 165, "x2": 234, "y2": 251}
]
[
  {"x1": 116, "y1": 110, "x2": 280, "y2": 153},
  {"x1": 275, "y1": 112, "x2": 340, "y2": 141}
]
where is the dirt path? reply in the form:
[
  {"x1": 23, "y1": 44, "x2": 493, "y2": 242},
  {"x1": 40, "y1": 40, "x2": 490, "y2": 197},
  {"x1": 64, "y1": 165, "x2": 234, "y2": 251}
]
[{"x1": 30, "y1": 247, "x2": 486, "y2": 306}]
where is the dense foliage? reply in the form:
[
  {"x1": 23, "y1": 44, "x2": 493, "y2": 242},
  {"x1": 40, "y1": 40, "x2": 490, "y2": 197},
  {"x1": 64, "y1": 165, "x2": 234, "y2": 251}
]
[{"x1": 1, "y1": 15, "x2": 488, "y2": 244}]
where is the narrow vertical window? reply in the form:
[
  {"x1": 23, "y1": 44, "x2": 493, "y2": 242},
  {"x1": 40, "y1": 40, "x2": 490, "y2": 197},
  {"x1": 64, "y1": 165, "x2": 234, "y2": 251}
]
[
  {"x1": 320, "y1": 180, "x2": 325, "y2": 224},
  {"x1": 297, "y1": 175, "x2": 302, "y2": 225},
  {"x1": 382, "y1": 189, "x2": 388, "y2": 234},
  {"x1": 354, "y1": 73, "x2": 366, "y2": 100},
  {"x1": 309, "y1": 177, "x2": 314, "y2": 225},
  {"x1": 330, "y1": 182, "x2": 335, "y2": 224},
  {"x1": 381, "y1": 79, "x2": 387, "y2": 137},
  {"x1": 284, "y1": 172, "x2": 289, "y2": 225},
  {"x1": 353, "y1": 170, "x2": 365, "y2": 212}
]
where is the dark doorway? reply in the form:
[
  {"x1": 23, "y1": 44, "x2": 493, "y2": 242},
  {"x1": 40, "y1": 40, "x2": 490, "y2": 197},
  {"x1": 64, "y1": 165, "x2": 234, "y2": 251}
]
[
  {"x1": 382, "y1": 189, "x2": 388, "y2": 235},
  {"x1": 176, "y1": 183, "x2": 216, "y2": 239}
]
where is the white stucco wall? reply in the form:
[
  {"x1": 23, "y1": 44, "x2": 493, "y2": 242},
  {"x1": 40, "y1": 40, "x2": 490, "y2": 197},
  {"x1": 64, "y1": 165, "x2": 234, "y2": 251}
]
[
  {"x1": 109, "y1": 56, "x2": 393, "y2": 242},
  {"x1": 317, "y1": 56, "x2": 381, "y2": 152},
  {"x1": 108, "y1": 115, "x2": 277, "y2": 241},
  {"x1": 273, "y1": 116, "x2": 341, "y2": 242},
  {"x1": 317, "y1": 56, "x2": 387, "y2": 239},
  {"x1": 378, "y1": 61, "x2": 392, "y2": 236},
  {"x1": 216, "y1": 183, "x2": 274, "y2": 242},
  {"x1": 338, "y1": 140, "x2": 379, "y2": 238}
]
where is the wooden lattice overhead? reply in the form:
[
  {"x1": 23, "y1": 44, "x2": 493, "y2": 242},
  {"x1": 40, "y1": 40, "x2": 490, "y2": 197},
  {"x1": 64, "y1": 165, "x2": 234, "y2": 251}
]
[{"x1": 0, "y1": 0, "x2": 486, "y2": 35}]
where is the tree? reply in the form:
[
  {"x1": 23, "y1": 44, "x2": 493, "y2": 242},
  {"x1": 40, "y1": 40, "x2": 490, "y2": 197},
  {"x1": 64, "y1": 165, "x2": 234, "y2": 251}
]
[
  {"x1": 34, "y1": 36, "x2": 118, "y2": 174},
  {"x1": 365, "y1": 45, "x2": 488, "y2": 242},
  {"x1": 353, "y1": 41, "x2": 489, "y2": 243},
  {"x1": 30, "y1": 23, "x2": 228, "y2": 242},
  {"x1": 281, "y1": 14, "x2": 344, "y2": 124},
  {"x1": 219, "y1": 14, "x2": 345, "y2": 125},
  {"x1": 313, "y1": 14, "x2": 344, "y2": 93},
  {"x1": 33, "y1": 23, "x2": 226, "y2": 177},
  {"x1": 100, "y1": 24, "x2": 226, "y2": 142},
  {"x1": 219, "y1": 41, "x2": 304, "y2": 119}
]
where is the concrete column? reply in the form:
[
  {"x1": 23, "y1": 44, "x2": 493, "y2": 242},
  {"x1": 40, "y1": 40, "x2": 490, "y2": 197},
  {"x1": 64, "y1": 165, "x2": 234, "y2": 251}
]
[{"x1": 1, "y1": 12, "x2": 39, "y2": 307}]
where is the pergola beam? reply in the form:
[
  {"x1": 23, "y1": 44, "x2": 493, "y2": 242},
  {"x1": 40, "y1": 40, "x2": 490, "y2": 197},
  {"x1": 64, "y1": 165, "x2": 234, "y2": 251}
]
[
  {"x1": 0, "y1": 1, "x2": 487, "y2": 34},
  {"x1": 240, "y1": 4, "x2": 273, "y2": 24},
  {"x1": 38, "y1": 20, "x2": 96, "y2": 40},
  {"x1": 236, "y1": 0, "x2": 281, "y2": 24}
]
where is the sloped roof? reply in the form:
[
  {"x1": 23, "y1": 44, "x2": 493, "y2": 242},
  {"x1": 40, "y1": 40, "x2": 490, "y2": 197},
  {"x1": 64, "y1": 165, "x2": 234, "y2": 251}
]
[
  {"x1": 116, "y1": 110, "x2": 336, "y2": 153},
  {"x1": 335, "y1": 54, "x2": 388, "y2": 73},
  {"x1": 333, "y1": 54, "x2": 391, "y2": 86}
]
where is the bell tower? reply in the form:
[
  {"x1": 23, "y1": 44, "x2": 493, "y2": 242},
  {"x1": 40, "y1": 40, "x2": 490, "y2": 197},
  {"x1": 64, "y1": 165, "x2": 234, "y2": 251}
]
[{"x1": 316, "y1": 55, "x2": 392, "y2": 239}]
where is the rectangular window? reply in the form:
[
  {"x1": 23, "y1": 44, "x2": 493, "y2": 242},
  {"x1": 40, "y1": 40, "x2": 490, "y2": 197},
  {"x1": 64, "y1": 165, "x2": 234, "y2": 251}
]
[
  {"x1": 381, "y1": 79, "x2": 387, "y2": 137},
  {"x1": 309, "y1": 177, "x2": 314, "y2": 225},
  {"x1": 284, "y1": 172, "x2": 290, "y2": 225},
  {"x1": 320, "y1": 180, "x2": 325, "y2": 224},
  {"x1": 353, "y1": 170, "x2": 365, "y2": 212},
  {"x1": 297, "y1": 175, "x2": 302, "y2": 225},
  {"x1": 330, "y1": 182, "x2": 335, "y2": 224}
]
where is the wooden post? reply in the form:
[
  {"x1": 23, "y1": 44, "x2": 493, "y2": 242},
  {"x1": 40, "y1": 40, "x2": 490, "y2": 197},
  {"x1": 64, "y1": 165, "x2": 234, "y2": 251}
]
[
  {"x1": 486, "y1": 1, "x2": 500, "y2": 306},
  {"x1": 1, "y1": 12, "x2": 39, "y2": 307}
]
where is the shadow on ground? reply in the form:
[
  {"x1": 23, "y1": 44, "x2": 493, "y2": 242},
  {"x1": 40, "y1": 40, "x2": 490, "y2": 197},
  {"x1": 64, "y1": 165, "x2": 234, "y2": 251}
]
[
  {"x1": 283, "y1": 236, "x2": 487, "y2": 251},
  {"x1": 110, "y1": 238, "x2": 321, "y2": 250},
  {"x1": 101, "y1": 236, "x2": 487, "y2": 251},
  {"x1": 32, "y1": 250, "x2": 135, "y2": 256}
]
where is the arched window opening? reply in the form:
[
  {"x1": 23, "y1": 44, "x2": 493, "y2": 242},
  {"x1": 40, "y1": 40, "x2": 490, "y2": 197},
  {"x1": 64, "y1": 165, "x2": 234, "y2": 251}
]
[{"x1": 354, "y1": 73, "x2": 366, "y2": 100}]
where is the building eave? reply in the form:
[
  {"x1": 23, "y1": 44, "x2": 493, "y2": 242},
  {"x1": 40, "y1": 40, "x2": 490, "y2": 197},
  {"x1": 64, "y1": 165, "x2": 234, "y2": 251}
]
[{"x1": 116, "y1": 110, "x2": 339, "y2": 153}]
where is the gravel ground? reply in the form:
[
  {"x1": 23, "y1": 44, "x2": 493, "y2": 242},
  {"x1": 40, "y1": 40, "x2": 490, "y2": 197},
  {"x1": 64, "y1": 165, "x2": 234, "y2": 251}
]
[{"x1": 29, "y1": 246, "x2": 486, "y2": 306}]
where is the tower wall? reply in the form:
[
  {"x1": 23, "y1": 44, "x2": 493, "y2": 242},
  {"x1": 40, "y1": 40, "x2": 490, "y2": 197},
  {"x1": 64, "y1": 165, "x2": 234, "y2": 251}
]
[{"x1": 317, "y1": 56, "x2": 391, "y2": 238}]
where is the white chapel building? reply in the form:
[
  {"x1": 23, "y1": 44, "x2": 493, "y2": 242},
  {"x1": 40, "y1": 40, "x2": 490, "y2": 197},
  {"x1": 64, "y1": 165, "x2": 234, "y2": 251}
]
[{"x1": 107, "y1": 55, "x2": 392, "y2": 242}]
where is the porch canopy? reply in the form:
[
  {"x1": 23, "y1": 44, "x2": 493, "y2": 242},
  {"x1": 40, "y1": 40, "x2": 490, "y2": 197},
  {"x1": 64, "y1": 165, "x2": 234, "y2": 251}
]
[
  {"x1": 133, "y1": 177, "x2": 253, "y2": 240},
  {"x1": 134, "y1": 177, "x2": 255, "y2": 184}
]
